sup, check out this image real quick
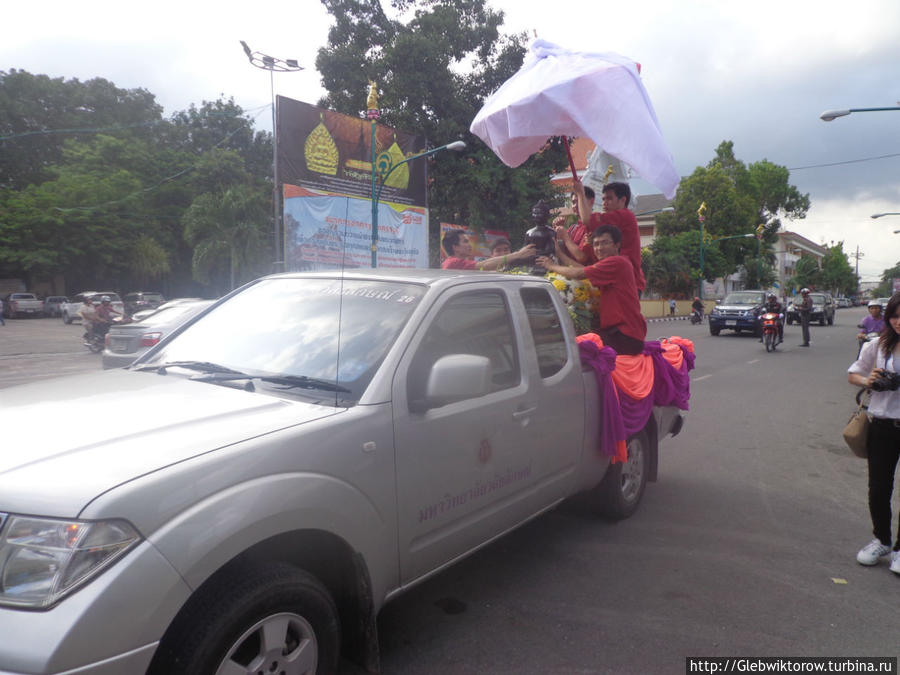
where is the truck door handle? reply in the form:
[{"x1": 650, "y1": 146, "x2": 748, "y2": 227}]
[{"x1": 512, "y1": 406, "x2": 537, "y2": 420}]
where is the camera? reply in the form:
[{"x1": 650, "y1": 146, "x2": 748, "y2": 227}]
[{"x1": 871, "y1": 370, "x2": 900, "y2": 392}]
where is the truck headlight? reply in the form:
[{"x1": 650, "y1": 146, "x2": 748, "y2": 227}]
[{"x1": 0, "y1": 516, "x2": 141, "y2": 609}]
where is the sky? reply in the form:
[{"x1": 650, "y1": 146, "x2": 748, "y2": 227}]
[{"x1": 4, "y1": 0, "x2": 900, "y2": 280}]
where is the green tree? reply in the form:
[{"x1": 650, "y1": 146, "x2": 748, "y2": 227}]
[
  {"x1": 0, "y1": 69, "x2": 162, "y2": 190},
  {"x1": 819, "y1": 242, "x2": 858, "y2": 296},
  {"x1": 316, "y1": 0, "x2": 567, "y2": 263},
  {"x1": 182, "y1": 184, "x2": 269, "y2": 294},
  {"x1": 788, "y1": 256, "x2": 822, "y2": 293},
  {"x1": 874, "y1": 264, "x2": 900, "y2": 297},
  {"x1": 648, "y1": 141, "x2": 808, "y2": 293},
  {"x1": 645, "y1": 230, "x2": 728, "y2": 297}
]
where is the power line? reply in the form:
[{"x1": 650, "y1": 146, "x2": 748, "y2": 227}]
[{"x1": 788, "y1": 151, "x2": 900, "y2": 171}]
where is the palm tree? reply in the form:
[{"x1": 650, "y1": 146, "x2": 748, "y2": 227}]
[{"x1": 183, "y1": 185, "x2": 269, "y2": 293}]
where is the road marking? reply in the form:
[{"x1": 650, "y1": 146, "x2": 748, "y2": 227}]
[
  {"x1": 694, "y1": 374, "x2": 712, "y2": 381},
  {"x1": 747, "y1": 359, "x2": 760, "y2": 364}
]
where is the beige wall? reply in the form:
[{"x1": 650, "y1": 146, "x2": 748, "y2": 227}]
[{"x1": 641, "y1": 298, "x2": 712, "y2": 317}]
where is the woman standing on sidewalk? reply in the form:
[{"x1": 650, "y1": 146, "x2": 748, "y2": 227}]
[{"x1": 847, "y1": 293, "x2": 900, "y2": 574}]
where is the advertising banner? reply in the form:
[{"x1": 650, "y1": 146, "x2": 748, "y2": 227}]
[
  {"x1": 284, "y1": 185, "x2": 428, "y2": 270},
  {"x1": 276, "y1": 96, "x2": 428, "y2": 208}
]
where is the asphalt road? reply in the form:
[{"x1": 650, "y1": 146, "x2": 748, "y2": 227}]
[{"x1": 1, "y1": 309, "x2": 896, "y2": 673}]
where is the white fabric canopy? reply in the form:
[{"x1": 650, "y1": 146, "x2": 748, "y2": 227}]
[{"x1": 470, "y1": 39, "x2": 680, "y2": 199}]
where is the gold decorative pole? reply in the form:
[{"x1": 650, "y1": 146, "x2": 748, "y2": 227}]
[{"x1": 367, "y1": 81, "x2": 381, "y2": 268}]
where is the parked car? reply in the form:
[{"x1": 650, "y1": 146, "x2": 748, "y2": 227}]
[
  {"x1": 131, "y1": 297, "x2": 205, "y2": 322},
  {"x1": 42, "y1": 295, "x2": 69, "y2": 317},
  {"x1": 708, "y1": 290, "x2": 766, "y2": 336},
  {"x1": 0, "y1": 270, "x2": 689, "y2": 674},
  {"x1": 836, "y1": 297, "x2": 851, "y2": 308},
  {"x1": 61, "y1": 292, "x2": 125, "y2": 323},
  {"x1": 123, "y1": 291, "x2": 166, "y2": 316},
  {"x1": 102, "y1": 299, "x2": 215, "y2": 369},
  {"x1": 2, "y1": 292, "x2": 44, "y2": 318},
  {"x1": 785, "y1": 292, "x2": 835, "y2": 326}
]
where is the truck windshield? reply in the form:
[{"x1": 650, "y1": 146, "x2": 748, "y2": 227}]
[
  {"x1": 140, "y1": 278, "x2": 426, "y2": 403},
  {"x1": 722, "y1": 292, "x2": 763, "y2": 305}
]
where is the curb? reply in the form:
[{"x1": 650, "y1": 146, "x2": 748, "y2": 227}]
[{"x1": 647, "y1": 315, "x2": 697, "y2": 323}]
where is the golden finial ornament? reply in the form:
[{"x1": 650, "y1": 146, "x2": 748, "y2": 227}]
[
  {"x1": 602, "y1": 164, "x2": 615, "y2": 183},
  {"x1": 698, "y1": 202, "x2": 707, "y2": 220},
  {"x1": 366, "y1": 80, "x2": 379, "y2": 111}
]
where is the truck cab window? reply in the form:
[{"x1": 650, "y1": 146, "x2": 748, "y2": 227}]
[
  {"x1": 408, "y1": 291, "x2": 519, "y2": 404},
  {"x1": 520, "y1": 287, "x2": 568, "y2": 378}
]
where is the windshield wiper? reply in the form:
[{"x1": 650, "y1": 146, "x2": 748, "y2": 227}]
[
  {"x1": 135, "y1": 361, "x2": 249, "y2": 376},
  {"x1": 185, "y1": 371, "x2": 351, "y2": 394},
  {"x1": 257, "y1": 375, "x2": 351, "y2": 393}
]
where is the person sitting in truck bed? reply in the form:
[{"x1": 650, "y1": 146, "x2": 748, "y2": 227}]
[
  {"x1": 536, "y1": 224, "x2": 646, "y2": 355},
  {"x1": 441, "y1": 229, "x2": 534, "y2": 271}
]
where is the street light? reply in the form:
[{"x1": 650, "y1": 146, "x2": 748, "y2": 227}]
[
  {"x1": 240, "y1": 41, "x2": 303, "y2": 272},
  {"x1": 820, "y1": 106, "x2": 900, "y2": 121},
  {"x1": 370, "y1": 141, "x2": 466, "y2": 268},
  {"x1": 873, "y1": 213, "x2": 900, "y2": 219}
]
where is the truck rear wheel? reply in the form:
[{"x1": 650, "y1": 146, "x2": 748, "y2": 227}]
[
  {"x1": 148, "y1": 562, "x2": 340, "y2": 675},
  {"x1": 598, "y1": 430, "x2": 649, "y2": 520}
]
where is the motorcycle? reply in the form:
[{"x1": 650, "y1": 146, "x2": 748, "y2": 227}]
[
  {"x1": 690, "y1": 308, "x2": 703, "y2": 324},
  {"x1": 857, "y1": 327, "x2": 880, "y2": 358},
  {"x1": 761, "y1": 311, "x2": 782, "y2": 352},
  {"x1": 82, "y1": 316, "x2": 130, "y2": 353}
]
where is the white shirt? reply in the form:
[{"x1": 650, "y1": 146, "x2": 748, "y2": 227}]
[{"x1": 848, "y1": 339, "x2": 900, "y2": 419}]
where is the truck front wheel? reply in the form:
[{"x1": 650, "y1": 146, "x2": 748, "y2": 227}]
[
  {"x1": 149, "y1": 562, "x2": 340, "y2": 675},
  {"x1": 598, "y1": 430, "x2": 649, "y2": 520}
]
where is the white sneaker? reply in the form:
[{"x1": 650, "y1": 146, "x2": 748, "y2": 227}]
[
  {"x1": 890, "y1": 551, "x2": 900, "y2": 576},
  {"x1": 857, "y1": 539, "x2": 891, "y2": 565}
]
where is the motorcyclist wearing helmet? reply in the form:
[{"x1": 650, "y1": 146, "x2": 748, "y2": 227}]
[
  {"x1": 691, "y1": 296, "x2": 704, "y2": 315},
  {"x1": 798, "y1": 287, "x2": 813, "y2": 347},
  {"x1": 93, "y1": 295, "x2": 121, "y2": 338},
  {"x1": 761, "y1": 292, "x2": 784, "y2": 344},
  {"x1": 857, "y1": 300, "x2": 886, "y2": 356}
]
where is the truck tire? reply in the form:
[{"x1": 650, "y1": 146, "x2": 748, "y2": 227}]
[
  {"x1": 598, "y1": 430, "x2": 649, "y2": 520},
  {"x1": 148, "y1": 562, "x2": 340, "y2": 675},
  {"x1": 709, "y1": 326, "x2": 720, "y2": 336}
]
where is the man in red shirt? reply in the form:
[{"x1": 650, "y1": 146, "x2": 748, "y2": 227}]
[
  {"x1": 553, "y1": 185, "x2": 599, "y2": 263},
  {"x1": 536, "y1": 224, "x2": 646, "y2": 355},
  {"x1": 441, "y1": 230, "x2": 534, "y2": 270},
  {"x1": 561, "y1": 179, "x2": 646, "y2": 295}
]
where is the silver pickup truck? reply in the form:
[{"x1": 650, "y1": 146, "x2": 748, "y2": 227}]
[
  {"x1": 1, "y1": 291, "x2": 43, "y2": 318},
  {"x1": 0, "y1": 270, "x2": 686, "y2": 675}
]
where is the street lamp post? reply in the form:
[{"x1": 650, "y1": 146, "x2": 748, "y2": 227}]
[
  {"x1": 240, "y1": 41, "x2": 303, "y2": 272},
  {"x1": 820, "y1": 106, "x2": 900, "y2": 121},
  {"x1": 370, "y1": 141, "x2": 466, "y2": 268},
  {"x1": 697, "y1": 202, "x2": 707, "y2": 300},
  {"x1": 873, "y1": 213, "x2": 900, "y2": 219}
]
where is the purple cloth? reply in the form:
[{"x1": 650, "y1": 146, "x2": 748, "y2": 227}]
[
  {"x1": 577, "y1": 340, "x2": 626, "y2": 459},
  {"x1": 642, "y1": 340, "x2": 694, "y2": 410},
  {"x1": 578, "y1": 339, "x2": 695, "y2": 456}
]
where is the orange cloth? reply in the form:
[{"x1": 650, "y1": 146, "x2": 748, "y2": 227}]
[
  {"x1": 610, "y1": 354, "x2": 654, "y2": 400},
  {"x1": 577, "y1": 333, "x2": 655, "y2": 401},
  {"x1": 658, "y1": 337, "x2": 695, "y2": 370}
]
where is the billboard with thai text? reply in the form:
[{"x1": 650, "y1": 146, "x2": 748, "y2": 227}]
[{"x1": 284, "y1": 185, "x2": 428, "y2": 270}]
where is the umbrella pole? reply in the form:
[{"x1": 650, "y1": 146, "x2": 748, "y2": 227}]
[{"x1": 562, "y1": 137, "x2": 578, "y2": 180}]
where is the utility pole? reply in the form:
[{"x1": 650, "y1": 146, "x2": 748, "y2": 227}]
[{"x1": 851, "y1": 245, "x2": 864, "y2": 297}]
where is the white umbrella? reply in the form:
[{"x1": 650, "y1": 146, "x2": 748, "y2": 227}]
[{"x1": 470, "y1": 39, "x2": 680, "y2": 199}]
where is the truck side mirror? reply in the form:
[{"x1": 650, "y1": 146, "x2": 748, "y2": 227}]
[{"x1": 410, "y1": 354, "x2": 492, "y2": 413}]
